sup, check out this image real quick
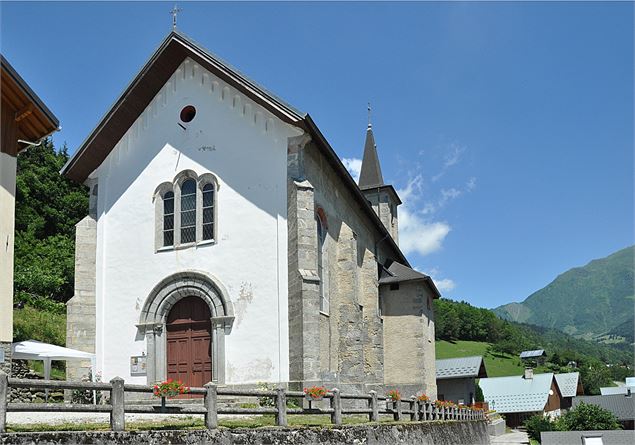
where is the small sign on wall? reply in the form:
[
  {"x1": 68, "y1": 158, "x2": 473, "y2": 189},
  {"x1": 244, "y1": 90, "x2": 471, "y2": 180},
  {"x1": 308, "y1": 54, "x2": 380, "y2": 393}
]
[{"x1": 130, "y1": 355, "x2": 147, "y2": 376}]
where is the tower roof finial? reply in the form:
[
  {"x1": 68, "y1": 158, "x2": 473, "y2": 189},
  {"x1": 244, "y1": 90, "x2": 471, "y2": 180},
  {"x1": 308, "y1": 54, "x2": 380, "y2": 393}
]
[
  {"x1": 170, "y1": 4, "x2": 182, "y2": 30},
  {"x1": 367, "y1": 102, "x2": 372, "y2": 128}
]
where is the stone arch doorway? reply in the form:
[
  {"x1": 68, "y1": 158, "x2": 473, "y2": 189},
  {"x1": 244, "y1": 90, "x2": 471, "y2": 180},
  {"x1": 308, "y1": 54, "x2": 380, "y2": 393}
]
[
  {"x1": 137, "y1": 272, "x2": 235, "y2": 385},
  {"x1": 166, "y1": 296, "x2": 212, "y2": 392}
]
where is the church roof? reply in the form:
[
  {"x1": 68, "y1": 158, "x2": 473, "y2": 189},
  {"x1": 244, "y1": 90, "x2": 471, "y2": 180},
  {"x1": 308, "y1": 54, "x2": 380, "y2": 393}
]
[
  {"x1": 60, "y1": 30, "x2": 415, "y2": 268},
  {"x1": 358, "y1": 125, "x2": 384, "y2": 188},
  {"x1": 379, "y1": 259, "x2": 441, "y2": 298}
]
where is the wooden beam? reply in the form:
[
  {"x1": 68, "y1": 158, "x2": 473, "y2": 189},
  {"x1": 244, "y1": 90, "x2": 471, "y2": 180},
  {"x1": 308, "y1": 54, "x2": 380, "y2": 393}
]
[{"x1": 14, "y1": 103, "x2": 33, "y2": 122}]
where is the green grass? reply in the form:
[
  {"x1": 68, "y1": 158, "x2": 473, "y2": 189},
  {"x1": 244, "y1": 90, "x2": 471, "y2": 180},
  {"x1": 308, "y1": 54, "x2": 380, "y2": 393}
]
[
  {"x1": 29, "y1": 360, "x2": 66, "y2": 380},
  {"x1": 13, "y1": 306, "x2": 66, "y2": 346},
  {"x1": 7, "y1": 415, "x2": 397, "y2": 433},
  {"x1": 436, "y1": 340, "x2": 550, "y2": 377}
]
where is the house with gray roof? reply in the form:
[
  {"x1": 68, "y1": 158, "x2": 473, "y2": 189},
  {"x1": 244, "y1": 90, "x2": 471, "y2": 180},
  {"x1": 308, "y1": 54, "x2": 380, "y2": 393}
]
[
  {"x1": 573, "y1": 394, "x2": 635, "y2": 429},
  {"x1": 479, "y1": 369, "x2": 562, "y2": 427},
  {"x1": 435, "y1": 356, "x2": 487, "y2": 405},
  {"x1": 554, "y1": 372, "x2": 584, "y2": 409},
  {"x1": 541, "y1": 430, "x2": 635, "y2": 445},
  {"x1": 520, "y1": 349, "x2": 547, "y2": 365}
]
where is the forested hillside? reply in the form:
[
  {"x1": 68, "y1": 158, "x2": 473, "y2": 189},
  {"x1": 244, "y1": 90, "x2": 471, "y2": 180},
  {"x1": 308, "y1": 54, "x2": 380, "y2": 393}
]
[
  {"x1": 494, "y1": 246, "x2": 634, "y2": 339},
  {"x1": 12, "y1": 139, "x2": 87, "y2": 343},
  {"x1": 435, "y1": 298, "x2": 633, "y2": 394}
]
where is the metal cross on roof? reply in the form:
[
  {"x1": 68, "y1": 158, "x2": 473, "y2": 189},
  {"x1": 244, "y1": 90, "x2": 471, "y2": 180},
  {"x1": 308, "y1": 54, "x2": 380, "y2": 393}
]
[
  {"x1": 367, "y1": 102, "x2": 372, "y2": 127},
  {"x1": 170, "y1": 4, "x2": 182, "y2": 30}
]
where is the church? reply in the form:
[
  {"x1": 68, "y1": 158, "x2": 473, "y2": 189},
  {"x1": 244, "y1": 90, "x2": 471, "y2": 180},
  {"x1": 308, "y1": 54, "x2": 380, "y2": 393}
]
[{"x1": 62, "y1": 30, "x2": 440, "y2": 397}]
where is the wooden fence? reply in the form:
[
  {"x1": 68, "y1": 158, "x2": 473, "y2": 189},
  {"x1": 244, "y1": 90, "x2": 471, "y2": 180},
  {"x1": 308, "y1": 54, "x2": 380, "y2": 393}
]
[{"x1": 0, "y1": 372, "x2": 484, "y2": 432}]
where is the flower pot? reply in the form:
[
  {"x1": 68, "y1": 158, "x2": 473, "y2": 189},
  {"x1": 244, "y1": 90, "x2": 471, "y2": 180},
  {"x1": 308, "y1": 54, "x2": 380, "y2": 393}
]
[{"x1": 305, "y1": 395, "x2": 324, "y2": 402}]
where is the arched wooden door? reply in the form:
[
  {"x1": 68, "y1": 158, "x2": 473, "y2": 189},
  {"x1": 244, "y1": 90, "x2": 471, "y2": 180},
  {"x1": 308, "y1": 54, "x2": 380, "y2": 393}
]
[{"x1": 166, "y1": 296, "x2": 212, "y2": 396}]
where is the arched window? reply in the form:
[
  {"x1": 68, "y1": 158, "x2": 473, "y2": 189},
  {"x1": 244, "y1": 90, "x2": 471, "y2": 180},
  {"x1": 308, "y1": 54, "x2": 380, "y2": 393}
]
[
  {"x1": 316, "y1": 210, "x2": 329, "y2": 314},
  {"x1": 180, "y1": 179, "x2": 197, "y2": 244},
  {"x1": 163, "y1": 191, "x2": 174, "y2": 247},
  {"x1": 202, "y1": 183, "x2": 215, "y2": 241},
  {"x1": 155, "y1": 171, "x2": 219, "y2": 251}
]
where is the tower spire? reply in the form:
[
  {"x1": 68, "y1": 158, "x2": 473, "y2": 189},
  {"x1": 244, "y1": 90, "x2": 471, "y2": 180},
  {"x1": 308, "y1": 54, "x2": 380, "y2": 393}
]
[{"x1": 358, "y1": 109, "x2": 384, "y2": 188}]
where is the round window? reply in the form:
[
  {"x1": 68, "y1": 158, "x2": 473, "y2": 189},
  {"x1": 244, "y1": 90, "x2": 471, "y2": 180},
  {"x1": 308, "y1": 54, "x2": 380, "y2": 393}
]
[{"x1": 180, "y1": 105, "x2": 196, "y2": 123}]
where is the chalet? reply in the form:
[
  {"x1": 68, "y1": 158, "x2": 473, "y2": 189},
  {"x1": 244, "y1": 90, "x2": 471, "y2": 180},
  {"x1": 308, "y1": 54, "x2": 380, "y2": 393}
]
[
  {"x1": 554, "y1": 372, "x2": 584, "y2": 410},
  {"x1": 479, "y1": 369, "x2": 562, "y2": 427},
  {"x1": 520, "y1": 349, "x2": 547, "y2": 366},
  {"x1": 0, "y1": 56, "x2": 59, "y2": 375},
  {"x1": 435, "y1": 356, "x2": 487, "y2": 405}
]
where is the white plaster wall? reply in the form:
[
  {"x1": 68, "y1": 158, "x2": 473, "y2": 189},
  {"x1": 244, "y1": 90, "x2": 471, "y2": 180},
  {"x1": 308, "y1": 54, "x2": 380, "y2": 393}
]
[
  {"x1": 91, "y1": 58, "x2": 301, "y2": 385},
  {"x1": 0, "y1": 152, "x2": 17, "y2": 342}
]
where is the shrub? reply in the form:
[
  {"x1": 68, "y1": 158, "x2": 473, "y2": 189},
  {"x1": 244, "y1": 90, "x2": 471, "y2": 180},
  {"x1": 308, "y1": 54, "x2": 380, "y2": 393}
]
[
  {"x1": 524, "y1": 414, "x2": 555, "y2": 441},
  {"x1": 557, "y1": 402, "x2": 621, "y2": 431},
  {"x1": 475, "y1": 382, "x2": 484, "y2": 403},
  {"x1": 256, "y1": 382, "x2": 276, "y2": 407}
]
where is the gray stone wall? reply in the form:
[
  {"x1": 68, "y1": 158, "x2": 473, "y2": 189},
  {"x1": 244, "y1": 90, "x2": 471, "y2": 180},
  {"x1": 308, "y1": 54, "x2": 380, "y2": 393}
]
[
  {"x1": 0, "y1": 421, "x2": 490, "y2": 445},
  {"x1": 0, "y1": 341, "x2": 11, "y2": 375},
  {"x1": 287, "y1": 137, "x2": 398, "y2": 393},
  {"x1": 381, "y1": 281, "x2": 437, "y2": 399},
  {"x1": 65, "y1": 201, "x2": 97, "y2": 383}
]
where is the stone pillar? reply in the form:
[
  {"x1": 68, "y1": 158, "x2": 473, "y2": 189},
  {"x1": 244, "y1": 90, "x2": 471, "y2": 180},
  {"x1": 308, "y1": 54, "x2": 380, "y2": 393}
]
[
  {"x1": 287, "y1": 178, "x2": 321, "y2": 386},
  {"x1": 66, "y1": 182, "x2": 97, "y2": 385}
]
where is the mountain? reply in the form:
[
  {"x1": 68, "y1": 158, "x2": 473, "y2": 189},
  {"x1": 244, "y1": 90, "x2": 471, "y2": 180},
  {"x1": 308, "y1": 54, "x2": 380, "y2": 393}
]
[{"x1": 494, "y1": 246, "x2": 634, "y2": 339}]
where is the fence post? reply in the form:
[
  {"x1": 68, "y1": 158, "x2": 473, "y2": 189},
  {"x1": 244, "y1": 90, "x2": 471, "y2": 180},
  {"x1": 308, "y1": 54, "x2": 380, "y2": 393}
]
[
  {"x1": 204, "y1": 382, "x2": 218, "y2": 429},
  {"x1": 275, "y1": 386, "x2": 287, "y2": 427},
  {"x1": 0, "y1": 371, "x2": 7, "y2": 433},
  {"x1": 393, "y1": 399, "x2": 402, "y2": 422},
  {"x1": 109, "y1": 377, "x2": 125, "y2": 432},
  {"x1": 409, "y1": 397, "x2": 417, "y2": 421},
  {"x1": 330, "y1": 388, "x2": 342, "y2": 425},
  {"x1": 369, "y1": 390, "x2": 378, "y2": 422}
]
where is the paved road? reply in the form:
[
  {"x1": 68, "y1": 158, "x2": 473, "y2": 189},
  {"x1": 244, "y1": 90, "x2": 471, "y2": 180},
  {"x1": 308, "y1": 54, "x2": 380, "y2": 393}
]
[{"x1": 490, "y1": 430, "x2": 530, "y2": 445}]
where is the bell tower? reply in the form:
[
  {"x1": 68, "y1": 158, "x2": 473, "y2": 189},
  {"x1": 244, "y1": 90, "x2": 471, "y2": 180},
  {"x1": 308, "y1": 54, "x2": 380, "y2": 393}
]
[{"x1": 358, "y1": 122, "x2": 401, "y2": 244}]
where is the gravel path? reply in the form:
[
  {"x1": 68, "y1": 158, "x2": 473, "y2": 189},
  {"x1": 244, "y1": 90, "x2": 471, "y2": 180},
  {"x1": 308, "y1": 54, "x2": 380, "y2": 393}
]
[{"x1": 7, "y1": 411, "x2": 205, "y2": 425}]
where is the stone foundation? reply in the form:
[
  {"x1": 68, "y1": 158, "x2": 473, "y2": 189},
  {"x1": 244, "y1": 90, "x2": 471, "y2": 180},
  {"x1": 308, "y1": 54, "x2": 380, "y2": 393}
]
[
  {"x1": 8, "y1": 361, "x2": 63, "y2": 403},
  {"x1": 0, "y1": 421, "x2": 490, "y2": 445}
]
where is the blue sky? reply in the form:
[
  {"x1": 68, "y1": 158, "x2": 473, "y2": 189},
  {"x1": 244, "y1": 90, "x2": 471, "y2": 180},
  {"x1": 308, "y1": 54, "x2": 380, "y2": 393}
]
[{"x1": 2, "y1": 1, "x2": 633, "y2": 308}]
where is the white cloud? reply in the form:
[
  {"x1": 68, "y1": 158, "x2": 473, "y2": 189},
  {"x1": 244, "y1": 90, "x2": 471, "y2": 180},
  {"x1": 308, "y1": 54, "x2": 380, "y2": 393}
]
[
  {"x1": 414, "y1": 266, "x2": 456, "y2": 292},
  {"x1": 466, "y1": 176, "x2": 477, "y2": 191},
  {"x1": 396, "y1": 176, "x2": 451, "y2": 256},
  {"x1": 399, "y1": 209, "x2": 451, "y2": 256},
  {"x1": 434, "y1": 278, "x2": 456, "y2": 292},
  {"x1": 432, "y1": 143, "x2": 466, "y2": 182},
  {"x1": 342, "y1": 157, "x2": 362, "y2": 183}
]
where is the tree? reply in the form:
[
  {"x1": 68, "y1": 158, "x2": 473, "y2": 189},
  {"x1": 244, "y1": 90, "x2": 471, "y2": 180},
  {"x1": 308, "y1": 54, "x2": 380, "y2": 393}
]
[
  {"x1": 14, "y1": 139, "x2": 88, "y2": 304},
  {"x1": 579, "y1": 360, "x2": 613, "y2": 395},
  {"x1": 556, "y1": 402, "x2": 622, "y2": 431}
]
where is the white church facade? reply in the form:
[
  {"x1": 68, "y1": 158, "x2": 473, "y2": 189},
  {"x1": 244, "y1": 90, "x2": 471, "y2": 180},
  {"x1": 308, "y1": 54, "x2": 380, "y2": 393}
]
[{"x1": 62, "y1": 31, "x2": 440, "y2": 397}]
